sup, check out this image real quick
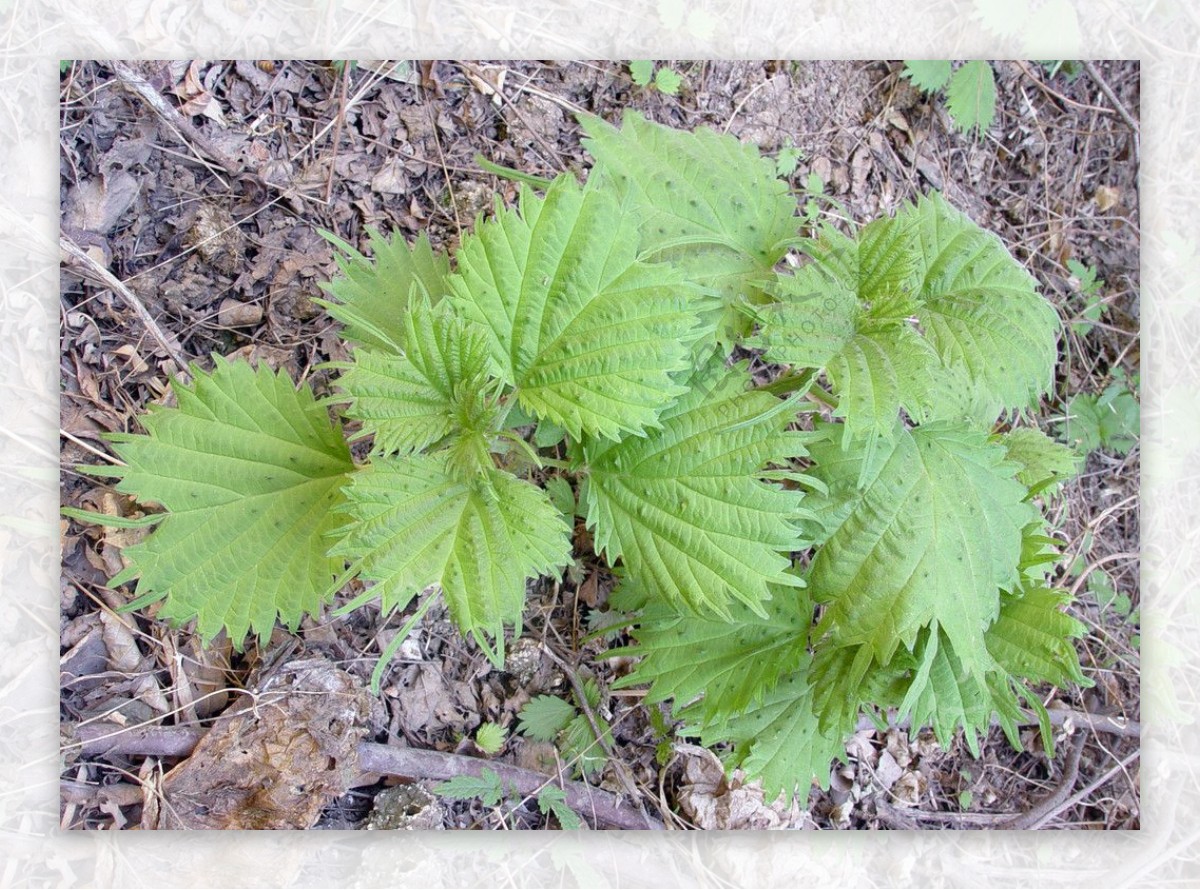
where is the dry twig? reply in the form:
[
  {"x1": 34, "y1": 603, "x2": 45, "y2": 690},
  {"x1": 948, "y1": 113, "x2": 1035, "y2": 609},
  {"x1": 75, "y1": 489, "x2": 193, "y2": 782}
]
[
  {"x1": 60, "y1": 234, "x2": 191, "y2": 372},
  {"x1": 71, "y1": 721, "x2": 663, "y2": 830}
]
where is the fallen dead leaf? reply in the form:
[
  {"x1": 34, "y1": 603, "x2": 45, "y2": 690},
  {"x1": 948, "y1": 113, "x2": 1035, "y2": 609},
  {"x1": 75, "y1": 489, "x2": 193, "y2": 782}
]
[
  {"x1": 1095, "y1": 184, "x2": 1120, "y2": 212},
  {"x1": 98, "y1": 611, "x2": 141, "y2": 674},
  {"x1": 873, "y1": 749, "x2": 904, "y2": 793},
  {"x1": 889, "y1": 770, "x2": 927, "y2": 808},
  {"x1": 675, "y1": 745, "x2": 810, "y2": 830},
  {"x1": 146, "y1": 658, "x2": 376, "y2": 829},
  {"x1": 62, "y1": 170, "x2": 140, "y2": 236}
]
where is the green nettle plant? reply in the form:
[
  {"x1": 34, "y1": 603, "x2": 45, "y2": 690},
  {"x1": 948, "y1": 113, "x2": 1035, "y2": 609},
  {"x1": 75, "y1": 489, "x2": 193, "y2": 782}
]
[{"x1": 70, "y1": 111, "x2": 1091, "y2": 806}]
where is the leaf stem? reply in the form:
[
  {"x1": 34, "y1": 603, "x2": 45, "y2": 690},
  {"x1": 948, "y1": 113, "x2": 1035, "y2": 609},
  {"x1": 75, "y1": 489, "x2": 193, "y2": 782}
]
[
  {"x1": 369, "y1": 590, "x2": 442, "y2": 694},
  {"x1": 758, "y1": 368, "x2": 815, "y2": 395},
  {"x1": 758, "y1": 368, "x2": 839, "y2": 409}
]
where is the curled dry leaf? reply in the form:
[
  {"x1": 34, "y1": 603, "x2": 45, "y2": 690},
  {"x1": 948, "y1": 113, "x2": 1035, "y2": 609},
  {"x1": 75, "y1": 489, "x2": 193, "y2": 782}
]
[
  {"x1": 144, "y1": 658, "x2": 376, "y2": 829},
  {"x1": 62, "y1": 170, "x2": 140, "y2": 236},
  {"x1": 98, "y1": 610, "x2": 141, "y2": 674},
  {"x1": 675, "y1": 745, "x2": 810, "y2": 830}
]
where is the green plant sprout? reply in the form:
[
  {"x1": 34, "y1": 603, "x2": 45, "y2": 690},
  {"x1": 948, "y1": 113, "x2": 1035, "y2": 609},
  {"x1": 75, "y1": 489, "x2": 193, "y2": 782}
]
[
  {"x1": 628, "y1": 60, "x2": 684, "y2": 95},
  {"x1": 433, "y1": 769, "x2": 583, "y2": 829},
  {"x1": 474, "y1": 722, "x2": 507, "y2": 754},
  {"x1": 1059, "y1": 374, "x2": 1140, "y2": 457},
  {"x1": 1066, "y1": 258, "x2": 1105, "y2": 336},
  {"x1": 517, "y1": 677, "x2": 612, "y2": 779},
  {"x1": 903, "y1": 60, "x2": 998, "y2": 138},
  {"x1": 66, "y1": 110, "x2": 1090, "y2": 807}
]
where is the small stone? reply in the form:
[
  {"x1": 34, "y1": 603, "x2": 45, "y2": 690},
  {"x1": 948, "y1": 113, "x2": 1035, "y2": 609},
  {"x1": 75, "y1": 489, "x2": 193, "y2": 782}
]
[
  {"x1": 218, "y1": 298, "x2": 263, "y2": 327},
  {"x1": 504, "y1": 637, "x2": 543, "y2": 688},
  {"x1": 364, "y1": 784, "x2": 445, "y2": 830}
]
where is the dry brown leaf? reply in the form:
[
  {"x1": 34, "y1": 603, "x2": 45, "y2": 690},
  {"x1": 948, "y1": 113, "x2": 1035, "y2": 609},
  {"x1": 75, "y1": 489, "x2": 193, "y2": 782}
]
[
  {"x1": 675, "y1": 745, "x2": 810, "y2": 830},
  {"x1": 146, "y1": 658, "x2": 375, "y2": 829},
  {"x1": 1095, "y1": 184, "x2": 1120, "y2": 212},
  {"x1": 99, "y1": 610, "x2": 141, "y2": 673},
  {"x1": 873, "y1": 749, "x2": 905, "y2": 792},
  {"x1": 577, "y1": 572, "x2": 600, "y2": 608},
  {"x1": 393, "y1": 664, "x2": 456, "y2": 734},
  {"x1": 62, "y1": 170, "x2": 140, "y2": 236},
  {"x1": 112, "y1": 344, "x2": 149, "y2": 375},
  {"x1": 889, "y1": 770, "x2": 927, "y2": 808}
]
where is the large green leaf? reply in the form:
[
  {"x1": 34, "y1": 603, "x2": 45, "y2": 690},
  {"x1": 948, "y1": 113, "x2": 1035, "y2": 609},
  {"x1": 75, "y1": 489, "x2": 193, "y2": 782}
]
[
  {"x1": 581, "y1": 110, "x2": 796, "y2": 264},
  {"x1": 803, "y1": 216, "x2": 921, "y2": 308},
  {"x1": 688, "y1": 640, "x2": 912, "y2": 806},
  {"x1": 898, "y1": 583, "x2": 1090, "y2": 756},
  {"x1": 997, "y1": 426, "x2": 1081, "y2": 490},
  {"x1": 684, "y1": 657, "x2": 846, "y2": 806},
  {"x1": 750, "y1": 219, "x2": 939, "y2": 444},
  {"x1": 331, "y1": 453, "x2": 571, "y2": 654},
  {"x1": 986, "y1": 584, "x2": 1090, "y2": 688},
  {"x1": 331, "y1": 297, "x2": 500, "y2": 465},
  {"x1": 902, "y1": 60, "x2": 953, "y2": 93},
  {"x1": 318, "y1": 229, "x2": 450, "y2": 353},
  {"x1": 898, "y1": 630, "x2": 998, "y2": 755},
  {"x1": 100, "y1": 356, "x2": 354, "y2": 646},
  {"x1": 584, "y1": 361, "x2": 808, "y2": 618},
  {"x1": 807, "y1": 420, "x2": 1037, "y2": 677},
  {"x1": 580, "y1": 111, "x2": 797, "y2": 342},
  {"x1": 905, "y1": 192, "x2": 1059, "y2": 420},
  {"x1": 612, "y1": 582, "x2": 812, "y2": 721},
  {"x1": 450, "y1": 174, "x2": 711, "y2": 440}
]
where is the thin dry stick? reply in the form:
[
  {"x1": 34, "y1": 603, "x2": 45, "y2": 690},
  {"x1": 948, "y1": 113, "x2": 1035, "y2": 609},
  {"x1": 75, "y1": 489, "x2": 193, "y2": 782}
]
[
  {"x1": 998, "y1": 729, "x2": 1088, "y2": 829},
  {"x1": 427, "y1": 102, "x2": 462, "y2": 235},
  {"x1": 60, "y1": 235, "x2": 191, "y2": 372},
  {"x1": 110, "y1": 61, "x2": 241, "y2": 181},
  {"x1": 1068, "y1": 550, "x2": 1141, "y2": 600},
  {"x1": 1013, "y1": 60, "x2": 1116, "y2": 117},
  {"x1": 323, "y1": 64, "x2": 350, "y2": 205},
  {"x1": 1080, "y1": 60, "x2": 1141, "y2": 164},
  {"x1": 357, "y1": 743, "x2": 662, "y2": 831},
  {"x1": 1056, "y1": 748, "x2": 1140, "y2": 821},
  {"x1": 458, "y1": 62, "x2": 568, "y2": 170},
  {"x1": 538, "y1": 638, "x2": 648, "y2": 814}
]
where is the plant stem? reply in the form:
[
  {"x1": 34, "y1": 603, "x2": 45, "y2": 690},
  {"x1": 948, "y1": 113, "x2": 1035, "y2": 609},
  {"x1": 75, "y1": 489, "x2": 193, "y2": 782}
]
[
  {"x1": 758, "y1": 368, "x2": 839, "y2": 409},
  {"x1": 759, "y1": 368, "x2": 815, "y2": 395},
  {"x1": 370, "y1": 591, "x2": 441, "y2": 693}
]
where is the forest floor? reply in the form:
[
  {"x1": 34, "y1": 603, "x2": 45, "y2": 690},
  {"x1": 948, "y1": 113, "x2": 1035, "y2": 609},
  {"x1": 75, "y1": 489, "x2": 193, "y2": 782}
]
[{"x1": 59, "y1": 59, "x2": 1140, "y2": 831}]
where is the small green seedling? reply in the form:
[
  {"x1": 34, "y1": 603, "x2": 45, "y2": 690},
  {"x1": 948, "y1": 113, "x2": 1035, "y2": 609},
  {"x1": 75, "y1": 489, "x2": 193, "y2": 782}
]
[
  {"x1": 1067, "y1": 258, "x2": 1105, "y2": 336},
  {"x1": 517, "y1": 678, "x2": 611, "y2": 779},
  {"x1": 903, "y1": 60, "x2": 997, "y2": 138},
  {"x1": 628, "y1": 60, "x2": 683, "y2": 95},
  {"x1": 434, "y1": 767, "x2": 583, "y2": 828},
  {"x1": 774, "y1": 140, "x2": 804, "y2": 180},
  {"x1": 1061, "y1": 376, "x2": 1140, "y2": 457},
  {"x1": 474, "y1": 722, "x2": 507, "y2": 754}
]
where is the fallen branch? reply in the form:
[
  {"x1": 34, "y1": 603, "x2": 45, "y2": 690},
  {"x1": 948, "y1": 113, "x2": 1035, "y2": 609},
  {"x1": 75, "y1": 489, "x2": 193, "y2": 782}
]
[
  {"x1": 1081, "y1": 60, "x2": 1141, "y2": 165},
  {"x1": 357, "y1": 743, "x2": 663, "y2": 831},
  {"x1": 998, "y1": 729, "x2": 1088, "y2": 829},
  {"x1": 72, "y1": 722, "x2": 662, "y2": 831}
]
